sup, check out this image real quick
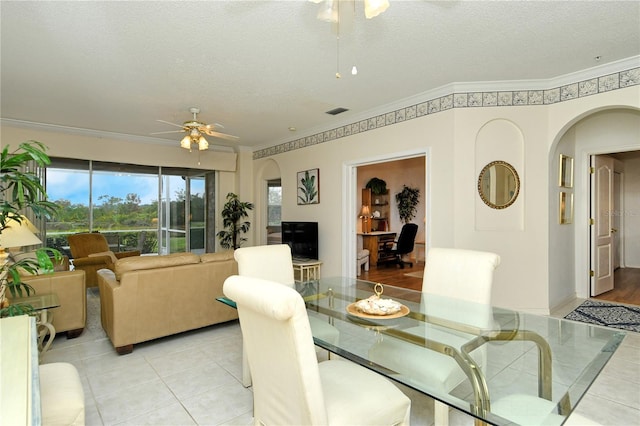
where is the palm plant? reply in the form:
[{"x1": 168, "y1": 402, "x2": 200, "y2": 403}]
[
  {"x1": 217, "y1": 192, "x2": 254, "y2": 249},
  {"x1": 1, "y1": 140, "x2": 61, "y2": 316}
]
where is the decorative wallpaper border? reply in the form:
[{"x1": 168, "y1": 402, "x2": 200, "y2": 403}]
[{"x1": 253, "y1": 67, "x2": 640, "y2": 160}]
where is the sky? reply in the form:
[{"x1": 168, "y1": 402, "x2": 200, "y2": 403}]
[{"x1": 46, "y1": 170, "x2": 201, "y2": 206}]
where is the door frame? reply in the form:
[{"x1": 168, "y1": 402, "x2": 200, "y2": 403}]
[
  {"x1": 342, "y1": 148, "x2": 430, "y2": 278},
  {"x1": 576, "y1": 147, "x2": 637, "y2": 299}
]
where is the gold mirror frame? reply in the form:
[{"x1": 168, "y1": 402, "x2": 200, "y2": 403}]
[{"x1": 477, "y1": 161, "x2": 521, "y2": 209}]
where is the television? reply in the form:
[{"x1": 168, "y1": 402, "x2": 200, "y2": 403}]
[{"x1": 281, "y1": 221, "x2": 318, "y2": 260}]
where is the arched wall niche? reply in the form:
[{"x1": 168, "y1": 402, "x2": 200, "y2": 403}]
[{"x1": 474, "y1": 118, "x2": 525, "y2": 231}]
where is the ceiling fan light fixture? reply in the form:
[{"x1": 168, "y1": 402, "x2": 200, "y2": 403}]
[
  {"x1": 197, "y1": 136, "x2": 209, "y2": 151},
  {"x1": 364, "y1": 0, "x2": 389, "y2": 19},
  {"x1": 180, "y1": 135, "x2": 192, "y2": 149}
]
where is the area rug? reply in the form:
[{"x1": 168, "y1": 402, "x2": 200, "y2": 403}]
[
  {"x1": 404, "y1": 270, "x2": 424, "y2": 279},
  {"x1": 564, "y1": 300, "x2": 640, "y2": 333}
]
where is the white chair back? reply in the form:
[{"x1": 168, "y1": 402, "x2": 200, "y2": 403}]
[
  {"x1": 234, "y1": 244, "x2": 295, "y2": 287},
  {"x1": 224, "y1": 275, "x2": 328, "y2": 425},
  {"x1": 422, "y1": 247, "x2": 500, "y2": 304}
]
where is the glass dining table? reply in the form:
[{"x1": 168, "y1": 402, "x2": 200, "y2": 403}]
[{"x1": 293, "y1": 277, "x2": 625, "y2": 425}]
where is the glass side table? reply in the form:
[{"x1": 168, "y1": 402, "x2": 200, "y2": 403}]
[{"x1": 12, "y1": 293, "x2": 60, "y2": 354}]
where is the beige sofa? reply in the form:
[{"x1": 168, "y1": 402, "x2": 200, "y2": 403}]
[
  {"x1": 97, "y1": 251, "x2": 239, "y2": 354},
  {"x1": 18, "y1": 270, "x2": 87, "y2": 338}
]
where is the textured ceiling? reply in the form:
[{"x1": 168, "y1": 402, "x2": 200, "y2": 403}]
[{"x1": 1, "y1": 1, "x2": 639, "y2": 152}]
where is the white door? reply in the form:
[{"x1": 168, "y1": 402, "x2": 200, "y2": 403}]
[{"x1": 591, "y1": 155, "x2": 614, "y2": 296}]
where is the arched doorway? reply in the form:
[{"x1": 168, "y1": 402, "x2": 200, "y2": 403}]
[
  {"x1": 550, "y1": 108, "x2": 640, "y2": 306},
  {"x1": 254, "y1": 159, "x2": 282, "y2": 245}
]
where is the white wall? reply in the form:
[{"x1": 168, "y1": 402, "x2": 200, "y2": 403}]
[{"x1": 620, "y1": 155, "x2": 640, "y2": 267}]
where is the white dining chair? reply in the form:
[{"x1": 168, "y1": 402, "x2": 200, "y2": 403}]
[
  {"x1": 234, "y1": 244, "x2": 339, "y2": 387},
  {"x1": 369, "y1": 247, "x2": 500, "y2": 425},
  {"x1": 224, "y1": 275, "x2": 411, "y2": 425}
]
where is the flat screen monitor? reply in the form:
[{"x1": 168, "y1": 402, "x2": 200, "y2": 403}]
[{"x1": 281, "y1": 221, "x2": 318, "y2": 260}]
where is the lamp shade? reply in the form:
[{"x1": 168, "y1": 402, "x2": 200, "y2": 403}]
[
  {"x1": 180, "y1": 135, "x2": 192, "y2": 149},
  {"x1": 359, "y1": 205, "x2": 372, "y2": 217},
  {"x1": 364, "y1": 0, "x2": 389, "y2": 19},
  {"x1": 0, "y1": 217, "x2": 42, "y2": 249},
  {"x1": 197, "y1": 136, "x2": 209, "y2": 151}
]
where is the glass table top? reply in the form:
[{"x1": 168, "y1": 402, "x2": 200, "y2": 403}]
[
  {"x1": 12, "y1": 292, "x2": 60, "y2": 311},
  {"x1": 296, "y1": 277, "x2": 625, "y2": 425}
]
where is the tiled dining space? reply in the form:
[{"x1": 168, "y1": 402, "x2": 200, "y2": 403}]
[{"x1": 41, "y1": 288, "x2": 640, "y2": 425}]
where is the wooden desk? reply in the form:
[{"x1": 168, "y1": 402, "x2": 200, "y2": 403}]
[
  {"x1": 359, "y1": 232, "x2": 396, "y2": 265},
  {"x1": 292, "y1": 259, "x2": 322, "y2": 282}
]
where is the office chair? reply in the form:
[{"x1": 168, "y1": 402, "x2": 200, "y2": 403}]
[{"x1": 378, "y1": 223, "x2": 418, "y2": 268}]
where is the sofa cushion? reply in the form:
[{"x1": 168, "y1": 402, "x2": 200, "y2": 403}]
[
  {"x1": 200, "y1": 251, "x2": 235, "y2": 264},
  {"x1": 115, "y1": 252, "x2": 200, "y2": 280}
]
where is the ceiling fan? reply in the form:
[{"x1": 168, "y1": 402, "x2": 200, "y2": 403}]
[{"x1": 152, "y1": 107, "x2": 239, "y2": 151}]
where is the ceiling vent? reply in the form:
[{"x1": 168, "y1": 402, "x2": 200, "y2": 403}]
[{"x1": 326, "y1": 107, "x2": 349, "y2": 116}]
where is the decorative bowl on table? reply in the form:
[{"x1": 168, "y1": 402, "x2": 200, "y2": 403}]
[{"x1": 346, "y1": 283, "x2": 410, "y2": 319}]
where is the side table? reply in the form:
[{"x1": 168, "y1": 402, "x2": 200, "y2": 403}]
[
  {"x1": 12, "y1": 293, "x2": 60, "y2": 354},
  {"x1": 292, "y1": 259, "x2": 322, "y2": 282}
]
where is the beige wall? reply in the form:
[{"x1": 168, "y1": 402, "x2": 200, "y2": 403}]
[
  {"x1": 253, "y1": 85, "x2": 640, "y2": 313},
  {"x1": 0, "y1": 126, "x2": 237, "y2": 171}
]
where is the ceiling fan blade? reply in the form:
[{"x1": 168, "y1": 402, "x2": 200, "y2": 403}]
[
  {"x1": 150, "y1": 130, "x2": 185, "y2": 135},
  {"x1": 203, "y1": 130, "x2": 239, "y2": 141},
  {"x1": 156, "y1": 119, "x2": 185, "y2": 128}
]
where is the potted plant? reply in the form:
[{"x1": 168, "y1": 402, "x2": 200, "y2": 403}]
[
  {"x1": 1, "y1": 141, "x2": 61, "y2": 317},
  {"x1": 365, "y1": 177, "x2": 387, "y2": 195},
  {"x1": 395, "y1": 185, "x2": 420, "y2": 224},
  {"x1": 217, "y1": 192, "x2": 254, "y2": 249}
]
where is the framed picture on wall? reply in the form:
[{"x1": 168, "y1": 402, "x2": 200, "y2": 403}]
[
  {"x1": 559, "y1": 191, "x2": 573, "y2": 224},
  {"x1": 297, "y1": 168, "x2": 319, "y2": 205},
  {"x1": 559, "y1": 154, "x2": 574, "y2": 188}
]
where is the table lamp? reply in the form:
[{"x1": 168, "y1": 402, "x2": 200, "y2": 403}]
[
  {"x1": 359, "y1": 205, "x2": 372, "y2": 234},
  {"x1": 0, "y1": 216, "x2": 42, "y2": 260}
]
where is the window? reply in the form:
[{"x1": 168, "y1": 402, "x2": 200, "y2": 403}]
[
  {"x1": 45, "y1": 159, "x2": 214, "y2": 256},
  {"x1": 267, "y1": 179, "x2": 282, "y2": 245}
]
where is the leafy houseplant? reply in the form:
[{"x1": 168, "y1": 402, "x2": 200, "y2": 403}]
[
  {"x1": 1, "y1": 141, "x2": 61, "y2": 317},
  {"x1": 365, "y1": 177, "x2": 387, "y2": 195},
  {"x1": 395, "y1": 185, "x2": 420, "y2": 224},
  {"x1": 217, "y1": 192, "x2": 254, "y2": 250}
]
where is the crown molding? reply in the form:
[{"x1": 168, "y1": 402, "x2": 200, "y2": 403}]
[
  {"x1": 260, "y1": 56, "x2": 640, "y2": 151},
  {"x1": 0, "y1": 118, "x2": 176, "y2": 146},
  {"x1": 255, "y1": 56, "x2": 640, "y2": 159}
]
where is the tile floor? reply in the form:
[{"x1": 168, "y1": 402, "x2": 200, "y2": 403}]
[{"x1": 41, "y1": 289, "x2": 640, "y2": 425}]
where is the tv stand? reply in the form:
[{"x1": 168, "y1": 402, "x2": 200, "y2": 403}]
[{"x1": 292, "y1": 258, "x2": 322, "y2": 283}]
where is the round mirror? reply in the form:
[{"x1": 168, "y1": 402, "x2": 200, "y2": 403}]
[{"x1": 478, "y1": 161, "x2": 520, "y2": 209}]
